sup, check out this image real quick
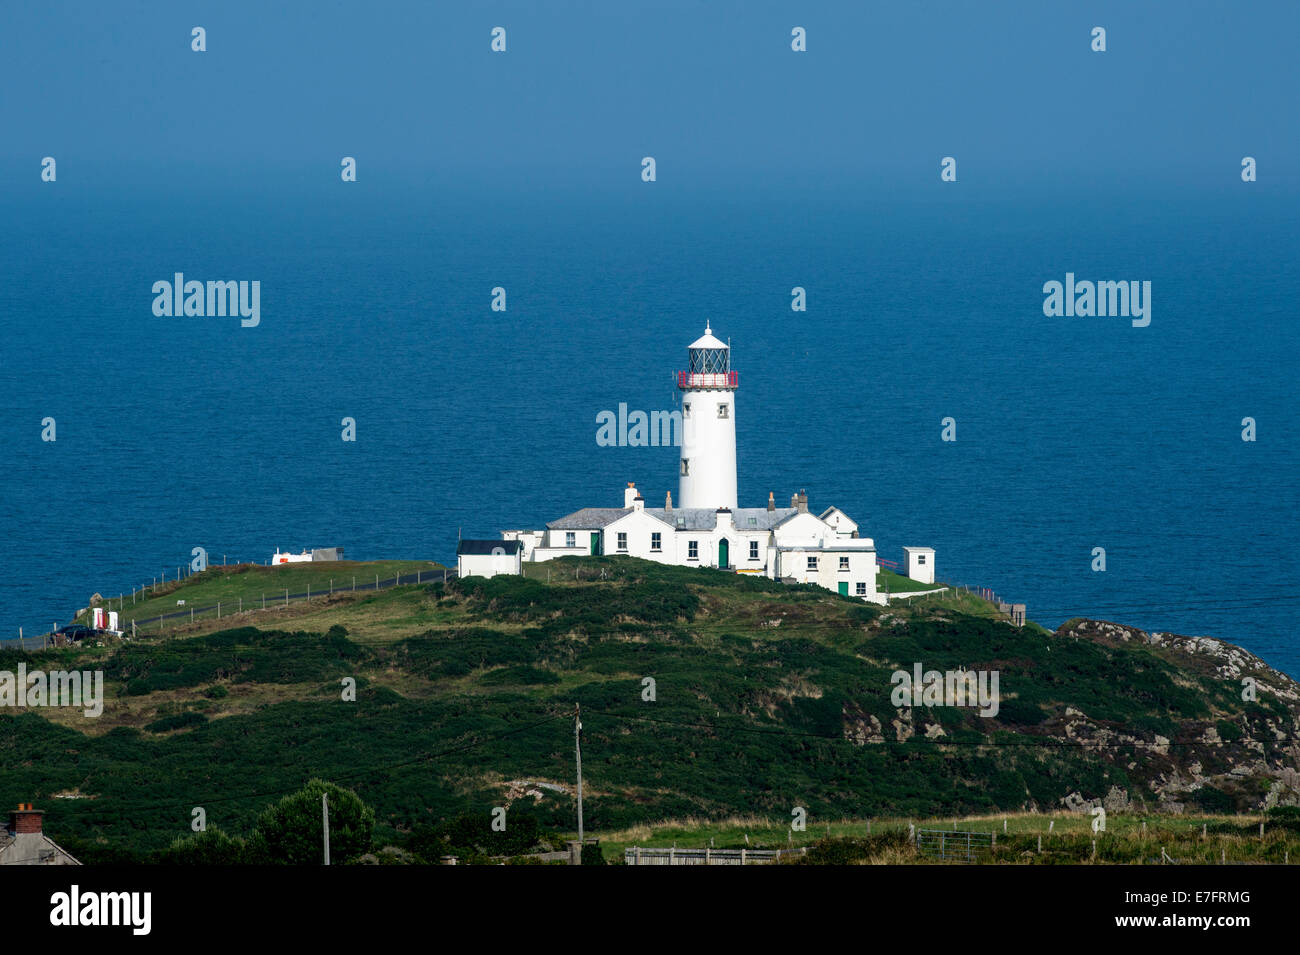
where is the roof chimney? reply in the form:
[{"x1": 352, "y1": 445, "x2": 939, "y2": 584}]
[
  {"x1": 797, "y1": 490, "x2": 808, "y2": 513},
  {"x1": 624, "y1": 482, "x2": 637, "y2": 508},
  {"x1": 10, "y1": 803, "x2": 43, "y2": 835},
  {"x1": 665, "y1": 491, "x2": 673, "y2": 513},
  {"x1": 767, "y1": 492, "x2": 775, "y2": 512},
  {"x1": 790, "y1": 493, "x2": 798, "y2": 509}
]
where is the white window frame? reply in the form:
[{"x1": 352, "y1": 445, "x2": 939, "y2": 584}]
[{"x1": 651, "y1": 532, "x2": 662, "y2": 552}]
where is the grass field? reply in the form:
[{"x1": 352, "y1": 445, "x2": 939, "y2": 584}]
[
  {"x1": 593, "y1": 810, "x2": 1300, "y2": 865},
  {"x1": 70, "y1": 560, "x2": 447, "y2": 633},
  {"x1": 877, "y1": 568, "x2": 944, "y2": 594}
]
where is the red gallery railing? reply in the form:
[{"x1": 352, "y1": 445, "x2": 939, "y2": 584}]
[{"x1": 677, "y1": 371, "x2": 738, "y2": 389}]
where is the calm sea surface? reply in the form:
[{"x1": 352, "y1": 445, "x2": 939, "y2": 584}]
[{"x1": 2, "y1": 185, "x2": 1296, "y2": 676}]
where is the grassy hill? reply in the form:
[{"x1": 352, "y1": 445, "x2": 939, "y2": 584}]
[
  {"x1": 67, "y1": 560, "x2": 447, "y2": 635},
  {"x1": 3, "y1": 555, "x2": 1297, "y2": 863}
]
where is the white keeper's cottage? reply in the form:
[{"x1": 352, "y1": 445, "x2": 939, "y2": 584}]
[{"x1": 487, "y1": 324, "x2": 936, "y2": 603}]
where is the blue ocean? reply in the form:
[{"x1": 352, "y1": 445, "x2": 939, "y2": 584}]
[{"x1": 1, "y1": 181, "x2": 1296, "y2": 677}]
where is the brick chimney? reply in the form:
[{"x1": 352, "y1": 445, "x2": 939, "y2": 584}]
[
  {"x1": 767, "y1": 491, "x2": 775, "y2": 512},
  {"x1": 796, "y1": 490, "x2": 808, "y2": 514},
  {"x1": 665, "y1": 491, "x2": 673, "y2": 513},
  {"x1": 10, "y1": 803, "x2": 43, "y2": 834},
  {"x1": 790, "y1": 493, "x2": 798, "y2": 508}
]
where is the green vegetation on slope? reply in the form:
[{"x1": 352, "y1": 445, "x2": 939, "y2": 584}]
[{"x1": 2, "y1": 556, "x2": 1295, "y2": 863}]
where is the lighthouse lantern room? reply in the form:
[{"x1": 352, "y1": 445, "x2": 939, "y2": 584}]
[{"x1": 678, "y1": 322, "x2": 738, "y2": 510}]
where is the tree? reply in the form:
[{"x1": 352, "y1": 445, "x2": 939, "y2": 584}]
[
  {"x1": 250, "y1": 779, "x2": 374, "y2": 865},
  {"x1": 155, "y1": 827, "x2": 248, "y2": 865}
]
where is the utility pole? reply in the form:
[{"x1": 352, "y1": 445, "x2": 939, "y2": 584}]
[
  {"x1": 322, "y1": 793, "x2": 330, "y2": 866},
  {"x1": 575, "y1": 703, "x2": 584, "y2": 846}
]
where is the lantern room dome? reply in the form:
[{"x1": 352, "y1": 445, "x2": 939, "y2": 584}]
[{"x1": 688, "y1": 322, "x2": 727, "y2": 351}]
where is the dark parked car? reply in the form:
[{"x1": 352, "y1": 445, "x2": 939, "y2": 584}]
[{"x1": 54, "y1": 624, "x2": 96, "y2": 642}]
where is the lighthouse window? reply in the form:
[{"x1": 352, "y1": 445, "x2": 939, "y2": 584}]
[
  {"x1": 806, "y1": 556, "x2": 818, "y2": 570},
  {"x1": 565, "y1": 532, "x2": 576, "y2": 548},
  {"x1": 681, "y1": 459, "x2": 689, "y2": 476},
  {"x1": 651, "y1": 532, "x2": 662, "y2": 552},
  {"x1": 839, "y1": 556, "x2": 850, "y2": 571},
  {"x1": 617, "y1": 532, "x2": 627, "y2": 552},
  {"x1": 717, "y1": 404, "x2": 729, "y2": 419},
  {"x1": 749, "y1": 540, "x2": 759, "y2": 560},
  {"x1": 688, "y1": 541, "x2": 699, "y2": 560}
]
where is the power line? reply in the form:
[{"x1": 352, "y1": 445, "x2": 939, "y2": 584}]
[{"x1": 585, "y1": 707, "x2": 1300, "y2": 750}]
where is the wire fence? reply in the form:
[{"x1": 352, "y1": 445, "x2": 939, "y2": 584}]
[{"x1": 4, "y1": 565, "x2": 458, "y2": 649}]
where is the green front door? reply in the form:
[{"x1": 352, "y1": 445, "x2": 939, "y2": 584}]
[
  {"x1": 590, "y1": 532, "x2": 601, "y2": 556},
  {"x1": 838, "y1": 582, "x2": 849, "y2": 596},
  {"x1": 718, "y1": 539, "x2": 729, "y2": 569}
]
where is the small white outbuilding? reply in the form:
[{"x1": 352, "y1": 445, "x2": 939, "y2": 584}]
[
  {"x1": 902, "y1": 547, "x2": 935, "y2": 584},
  {"x1": 457, "y1": 539, "x2": 523, "y2": 579}
]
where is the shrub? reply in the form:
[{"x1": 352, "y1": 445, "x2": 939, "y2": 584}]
[
  {"x1": 1266, "y1": 805, "x2": 1300, "y2": 832},
  {"x1": 155, "y1": 827, "x2": 248, "y2": 864},
  {"x1": 479, "y1": 665, "x2": 561, "y2": 686},
  {"x1": 996, "y1": 699, "x2": 1047, "y2": 726},
  {"x1": 1215, "y1": 719, "x2": 1243, "y2": 742},
  {"x1": 145, "y1": 711, "x2": 208, "y2": 733},
  {"x1": 1190, "y1": 786, "x2": 1235, "y2": 814}
]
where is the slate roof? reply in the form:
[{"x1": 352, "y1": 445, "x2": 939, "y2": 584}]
[
  {"x1": 0, "y1": 830, "x2": 81, "y2": 865},
  {"x1": 544, "y1": 503, "x2": 840, "y2": 534},
  {"x1": 457, "y1": 539, "x2": 523, "y2": 556},
  {"x1": 731, "y1": 508, "x2": 802, "y2": 530},
  {"x1": 642, "y1": 508, "x2": 718, "y2": 531},
  {"x1": 641, "y1": 506, "x2": 803, "y2": 532},
  {"x1": 546, "y1": 508, "x2": 631, "y2": 530}
]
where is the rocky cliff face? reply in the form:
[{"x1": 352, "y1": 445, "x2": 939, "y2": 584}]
[
  {"x1": 1049, "y1": 619, "x2": 1300, "y2": 813},
  {"x1": 839, "y1": 615, "x2": 1300, "y2": 814}
]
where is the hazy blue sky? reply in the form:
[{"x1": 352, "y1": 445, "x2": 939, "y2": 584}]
[{"x1": 2, "y1": 1, "x2": 1296, "y2": 195}]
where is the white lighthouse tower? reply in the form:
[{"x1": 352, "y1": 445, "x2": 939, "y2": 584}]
[{"x1": 677, "y1": 322, "x2": 738, "y2": 509}]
